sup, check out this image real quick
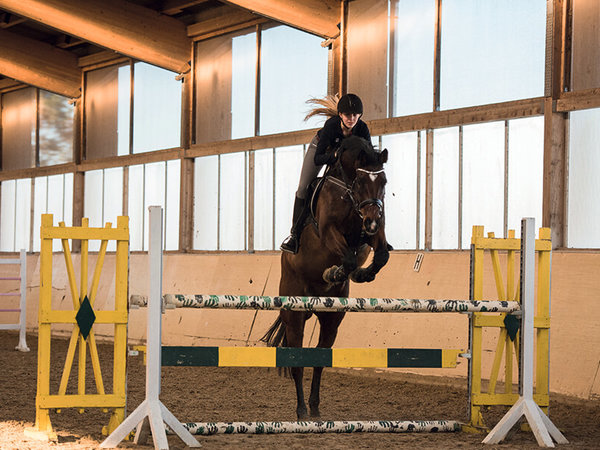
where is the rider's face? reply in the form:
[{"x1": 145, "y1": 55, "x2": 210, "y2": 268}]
[{"x1": 339, "y1": 112, "x2": 360, "y2": 130}]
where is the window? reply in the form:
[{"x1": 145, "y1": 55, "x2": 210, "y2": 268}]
[
  {"x1": 259, "y1": 26, "x2": 328, "y2": 135},
  {"x1": 0, "y1": 179, "x2": 31, "y2": 252},
  {"x1": 84, "y1": 168, "x2": 124, "y2": 251},
  {"x1": 392, "y1": 0, "x2": 436, "y2": 116},
  {"x1": 381, "y1": 132, "x2": 424, "y2": 249},
  {"x1": 568, "y1": 108, "x2": 600, "y2": 248},
  {"x1": 32, "y1": 174, "x2": 73, "y2": 252},
  {"x1": 440, "y1": 0, "x2": 546, "y2": 109},
  {"x1": 129, "y1": 161, "x2": 180, "y2": 251},
  {"x1": 86, "y1": 62, "x2": 181, "y2": 157},
  {"x1": 133, "y1": 63, "x2": 182, "y2": 153},
  {"x1": 39, "y1": 90, "x2": 74, "y2": 166}
]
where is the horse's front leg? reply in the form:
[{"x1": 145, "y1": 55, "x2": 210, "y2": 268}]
[
  {"x1": 350, "y1": 233, "x2": 390, "y2": 283},
  {"x1": 322, "y1": 230, "x2": 356, "y2": 284},
  {"x1": 309, "y1": 312, "x2": 346, "y2": 418}
]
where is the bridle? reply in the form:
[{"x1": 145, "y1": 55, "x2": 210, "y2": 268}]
[{"x1": 326, "y1": 165, "x2": 385, "y2": 222}]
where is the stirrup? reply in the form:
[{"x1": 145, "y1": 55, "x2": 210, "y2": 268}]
[{"x1": 280, "y1": 234, "x2": 299, "y2": 254}]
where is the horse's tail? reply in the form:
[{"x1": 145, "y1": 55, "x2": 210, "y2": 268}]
[
  {"x1": 260, "y1": 316, "x2": 287, "y2": 347},
  {"x1": 304, "y1": 94, "x2": 339, "y2": 122},
  {"x1": 260, "y1": 316, "x2": 291, "y2": 378}
]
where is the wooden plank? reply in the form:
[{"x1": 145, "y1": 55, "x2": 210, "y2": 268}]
[
  {"x1": 0, "y1": 0, "x2": 191, "y2": 73},
  {"x1": 0, "y1": 28, "x2": 80, "y2": 97},
  {"x1": 542, "y1": 97, "x2": 566, "y2": 248},
  {"x1": 223, "y1": 0, "x2": 340, "y2": 38},
  {"x1": 571, "y1": 0, "x2": 600, "y2": 90},
  {"x1": 346, "y1": 0, "x2": 388, "y2": 119},
  {"x1": 556, "y1": 87, "x2": 600, "y2": 111},
  {"x1": 187, "y1": 7, "x2": 264, "y2": 38}
]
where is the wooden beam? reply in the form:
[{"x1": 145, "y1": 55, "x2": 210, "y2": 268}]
[
  {"x1": 368, "y1": 97, "x2": 544, "y2": 136},
  {"x1": 187, "y1": 8, "x2": 268, "y2": 40},
  {"x1": 161, "y1": 0, "x2": 212, "y2": 15},
  {"x1": 542, "y1": 98, "x2": 566, "y2": 248},
  {"x1": 0, "y1": 28, "x2": 81, "y2": 97},
  {"x1": 0, "y1": 0, "x2": 191, "y2": 73},
  {"x1": 556, "y1": 87, "x2": 600, "y2": 112},
  {"x1": 222, "y1": 0, "x2": 340, "y2": 38}
]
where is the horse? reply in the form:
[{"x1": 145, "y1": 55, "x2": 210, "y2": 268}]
[{"x1": 262, "y1": 135, "x2": 390, "y2": 420}]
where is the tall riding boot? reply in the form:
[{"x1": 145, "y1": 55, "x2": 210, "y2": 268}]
[{"x1": 280, "y1": 196, "x2": 308, "y2": 254}]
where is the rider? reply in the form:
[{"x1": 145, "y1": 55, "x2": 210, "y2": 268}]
[{"x1": 280, "y1": 93, "x2": 371, "y2": 254}]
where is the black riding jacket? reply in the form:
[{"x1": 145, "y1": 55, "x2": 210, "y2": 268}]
[{"x1": 313, "y1": 116, "x2": 371, "y2": 166}]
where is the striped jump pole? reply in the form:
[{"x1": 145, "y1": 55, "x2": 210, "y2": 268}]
[
  {"x1": 174, "y1": 419, "x2": 461, "y2": 435},
  {"x1": 130, "y1": 294, "x2": 520, "y2": 314}
]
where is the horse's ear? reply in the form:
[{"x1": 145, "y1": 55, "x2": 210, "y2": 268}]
[{"x1": 379, "y1": 149, "x2": 388, "y2": 164}]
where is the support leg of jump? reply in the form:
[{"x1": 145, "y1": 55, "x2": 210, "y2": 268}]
[{"x1": 482, "y1": 218, "x2": 567, "y2": 447}]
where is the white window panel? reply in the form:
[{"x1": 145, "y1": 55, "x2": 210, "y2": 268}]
[
  {"x1": 118, "y1": 65, "x2": 131, "y2": 156},
  {"x1": 432, "y1": 128, "x2": 459, "y2": 249},
  {"x1": 84, "y1": 170, "x2": 104, "y2": 251},
  {"x1": 232, "y1": 32, "x2": 257, "y2": 140},
  {"x1": 104, "y1": 167, "x2": 123, "y2": 251},
  {"x1": 441, "y1": 0, "x2": 546, "y2": 109},
  {"x1": 568, "y1": 108, "x2": 600, "y2": 248},
  {"x1": 133, "y1": 63, "x2": 181, "y2": 153},
  {"x1": 462, "y1": 122, "x2": 505, "y2": 247},
  {"x1": 254, "y1": 149, "x2": 274, "y2": 250},
  {"x1": 14, "y1": 179, "x2": 31, "y2": 252},
  {"x1": 32, "y1": 177, "x2": 47, "y2": 252},
  {"x1": 219, "y1": 153, "x2": 246, "y2": 250},
  {"x1": 393, "y1": 0, "x2": 435, "y2": 116},
  {"x1": 193, "y1": 156, "x2": 218, "y2": 250},
  {"x1": 0, "y1": 181, "x2": 16, "y2": 251},
  {"x1": 507, "y1": 117, "x2": 543, "y2": 237},
  {"x1": 143, "y1": 162, "x2": 166, "y2": 251},
  {"x1": 128, "y1": 164, "x2": 144, "y2": 251},
  {"x1": 165, "y1": 160, "x2": 180, "y2": 251},
  {"x1": 260, "y1": 26, "x2": 328, "y2": 135},
  {"x1": 382, "y1": 133, "x2": 419, "y2": 249},
  {"x1": 274, "y1": 145, "x2": 304, "y2": 246}
]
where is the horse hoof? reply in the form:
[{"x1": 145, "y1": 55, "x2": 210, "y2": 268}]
[{"x1": 310, "y1": 409, "x2": 321, "y2": 419}]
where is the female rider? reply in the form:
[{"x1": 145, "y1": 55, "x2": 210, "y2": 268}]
[{"x1": 281, "y1": 93, "x2": 371, "y2": 254}]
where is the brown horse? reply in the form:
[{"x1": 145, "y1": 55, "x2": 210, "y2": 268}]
[{"x1": 262, "y1": 135, "x2": 390, "y2": 420}]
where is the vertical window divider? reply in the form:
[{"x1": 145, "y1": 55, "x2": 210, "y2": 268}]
[
  {"x1": 255, "y1": 25, "x2": 262, "y2": 137},
  {"x1": 433, "y1": 0, "x2": 443, "y2": 112},
  {"x1": 416, "y1": 130, "x2": 422, "y2": 249},
  {"x1": 164, "y1": 162, "x2": 168, "y2": 247},
  {"x1": 35, "y1": 89, "x2": 40, "y2": 168},
  {"x1": 247, "y1": 150, "x2": 254, "y2": 252},
  {"x1": 128, "y1": 60, "x2": 135, "y2": 155},
  {"x1": 425, "y1": 129, "x2": 434, "y2": 249},
  {"x1": 458, "y1": 125, "x2": 463, "y2": 249},
  {"x1": 13, "y1": 180, "x2": 17, "y2": 251},
  {"x1": 504, "y1": 120, "x2": 509, "y2": 238},
  {"x1": 387, "y1": 0, "x2": 397, "y2": 118},
  {"x1": 272, "y1": 148, "x2": 276, "y2": 251},
  {"x1": 217, "y1": 154, "x2": 221, "y2": 250}
]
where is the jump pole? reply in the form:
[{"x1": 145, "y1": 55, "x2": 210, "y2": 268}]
[
  {"x1": 100, "y1": 206, "x2": 200, "y2": 449},
  {"x1": 482, "y1": 218, "x2": 567, "y2": 447}
]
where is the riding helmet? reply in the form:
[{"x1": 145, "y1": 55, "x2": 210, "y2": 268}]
[{"x1": 337, "y1": 93, "x2": 363, "y2": 115}]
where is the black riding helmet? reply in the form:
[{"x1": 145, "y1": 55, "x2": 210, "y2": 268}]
[{"x1": 337, "y1": 93, "x2": 363, "y2": 115}]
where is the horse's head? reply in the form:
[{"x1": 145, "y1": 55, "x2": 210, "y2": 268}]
[{"x1": 336, "y1": 136, "x2": 388, "y2": 236}]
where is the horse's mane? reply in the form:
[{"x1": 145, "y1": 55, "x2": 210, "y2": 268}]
[
  {"x1": 340, "y1": 136, "x2": 381, "y2": 167},
  {"x1": 304, "y1": 94, "x2": 339, "y2": 121}
]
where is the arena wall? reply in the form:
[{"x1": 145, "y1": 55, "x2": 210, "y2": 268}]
[{"x1": 14, "y1": 250, "x2": 600, "y2": 401}]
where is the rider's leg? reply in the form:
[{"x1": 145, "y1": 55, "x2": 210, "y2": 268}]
[{"x1": 281, "y1": 135, "x2": 322, "y2": 254}]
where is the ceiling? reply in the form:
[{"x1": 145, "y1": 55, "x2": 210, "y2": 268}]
[{"x1": 0, "y1": 0, "x2": 340, "y2": 98}]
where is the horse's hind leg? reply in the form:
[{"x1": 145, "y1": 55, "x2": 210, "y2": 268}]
[
  {"x1": 309, "y1": 312, "x2": 346, "y2": 418},
  {"x1": 280, "y1": 310, "x2": 311, "y2": 420}
]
